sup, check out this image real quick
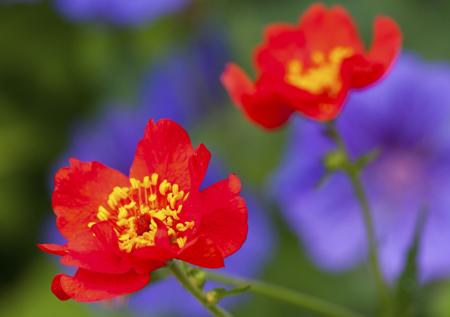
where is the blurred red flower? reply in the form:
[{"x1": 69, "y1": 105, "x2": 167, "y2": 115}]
[
  {"x1": 222, "y1": 4, "x2": 402, "y2": 128},
  {"x1": 39, "y1": 119, "x2": 248, "y2": 302}
]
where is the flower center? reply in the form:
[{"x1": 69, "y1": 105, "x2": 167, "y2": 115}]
[
  {"x1": 285, "y1": 46, "x2": 353, "y2": 96},
  {"x1": 89, "y1": 173, "x2": 194, "y2": 252}
]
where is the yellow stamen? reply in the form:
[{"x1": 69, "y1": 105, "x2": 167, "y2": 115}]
[
  {"x1": 151, "y1": 173, "x2": 159, "y2": 186},
  {"x1": 176, "y1": 237, "x2": 187, "y2": 248},
  {"x1": 285, "y1": 46, "x2": 353, "y2": 96},
  {"x1": 97, "y1": 206, "x2": 110, "y2": 221},
  {"x1": 88, "y1": 173, "x2": 195, "y2": 253}
]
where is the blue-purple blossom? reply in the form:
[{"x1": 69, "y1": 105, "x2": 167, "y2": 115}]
[
  {"x1": 271, "y1": 54, "x2": 450, "y2": 282},
  {"x1": 55, "y1": 0, "x2": 190, "y2": 26}
]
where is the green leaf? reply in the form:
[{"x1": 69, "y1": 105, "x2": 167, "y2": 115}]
[
  {"x1": 206, "y1": 285, "x2": 252, "y2": 305},
  {"x1": 392, "y1": 208, "x2": 429, "y2": 317},
  {"x1": 354, "y1": 149, "x2": 380, "y2": 170}
]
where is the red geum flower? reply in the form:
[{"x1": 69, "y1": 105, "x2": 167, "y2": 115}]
[
  {"x1": 38, "y1": 119, "x2": 248, "y2": 302},
  {"x1": 221, "y1": 4, "x2": 402, "y2": 129}
]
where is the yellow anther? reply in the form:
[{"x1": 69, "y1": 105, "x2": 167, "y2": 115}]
[
  {"x1": 125, "y1": 201, "x2": 136, "y2": 210},
  {"x1": 113, "y1": 186, "x2": 129, "y2": 199},
  {"x1": 168, "y1": 195, "x2": 177, "y2": 209},
  {"x1": 149, "y1": 193, "x2": 157, "y2": 202},
  {"x1": 164, "y1": 207, "x2": 178, "y2": 220},
  {"x1": 168, "y1": 228, "x2": 176, "y2": 236},
  {"x1": 107, "y1": 197, "x2": 118, "y2": 209},
  {"x1": 97, "y1": 206, "x2": 110, "y2": 221},
  {"x1": 176, "y1": 221, "x2": 195, "y2": 232},
  {"x1": 176, "y1": 237, "x2": 187, "y2": 248},
  {"x1": 159, "y1": 179, "x2": 171, "y2": 195},
  {"x1": 123, "y1": 242, "x2": 133, "y2": 253},
  {"x1": 130, "y1": 178, "x2": 140, "y2": 189},
  {"x1": 152, "y1": 210, "x2": 166, "y2": 221},
  {"x1": 117, "y1": 218, "x2": 128, "y2": 227},
  {"x1": 151, "y1": 173, "x2": 159, "y2": 186},
  {"x1": 87, "y1": 221, "x2": 96, "y2": 228},
  {"x1": 150, "y1": 219, "x2": 157, "y2": 230},
  {"x1": 118, "y1": 207, "x2": 128, "y2": 219},
  {"x1": 177, "y1": 205, "x2": 183, "y2": 214},
  {"x1": 183, "y1": 192, "x2": 190, "y2": 201},
  {"x1": 166, "y1": 217, "x2": 173, "y2": 226},
  {"x1": 142, "y1": 176, "x2": 151, "y2": 188},
  {"x1": 119, "y1": 234, "x2": 130, "y2": 241},
  {"x1": 140, "y1": 205, "x2": 150, "y2": 214},
  {"x1": 176, "y1": 223, "x2": 186, "y2": 231},
  {"x1": 172, "y1": 184, "x2": 179, "y2": 195}
]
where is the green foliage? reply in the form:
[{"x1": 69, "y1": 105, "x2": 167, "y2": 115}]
[{"x1": 391, "y1": 210, "x2": 428, "y2": 317}]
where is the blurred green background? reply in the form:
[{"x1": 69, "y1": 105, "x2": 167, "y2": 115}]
[{"x1": 1, "y1": 0, "x2": 450, "y2": 316}]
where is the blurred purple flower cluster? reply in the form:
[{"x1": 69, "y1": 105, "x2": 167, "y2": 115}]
[
  {"x1": 55, "y1": 0, "x2": 190, "y2": 25},
  {"x1": 272, "y1": 54, "x2": 450, "y2": 283}
]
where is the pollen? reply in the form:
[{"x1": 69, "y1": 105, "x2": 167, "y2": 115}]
[
  {"x1": 285, "y1": 46, "x2": 353, "y2": 96},
  {"x1": 89, "y1": 174, "x2": 195, "y2": 252}
]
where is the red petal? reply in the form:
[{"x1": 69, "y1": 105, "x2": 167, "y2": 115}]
[
  {"x1": 129, "y1": 223, "x2": 175, "y2": 274},
  {"x1": 345, "y1": 17, "x2": 401, "y2": 88},
  {"x1": 38, "y1": 243, "x2": 67, "y2": 256},
  {"x1": 298, "y1": 4, "x2": 364, "y2": 53},
  {"x1": 244, "y1": 86, "x2": 295, "y2": 129},
  {"x1": 177, "y1": 236, "x2": 225, "y2": 268},
  {"x1": 130, "y1": 119, "x2": 195, "y2": 191},
  {"x1": 61, "y1": 222, "x2": 131, "y2": 274},
  {"x1": 189, "y1": 144, "x2": 211, "y2": 190},
  {"x1": 51, "y1": 274, "x2": 71, "y2": 301},
  {"x1": 52, "y1": 159, "x2": 128, "y2": 240},
  {"x1": 368, "y1": 17, "x2": 402, "y2": 68},
  {"x1": 263, "y1": 23, "x2": 298, "y2": 43},
  {"x1": 286, "y1": 83, "x2": 349, "y2": 121},
  {"x1": 195, "y1": 174, "x2": 248, "y2": 258},
  {"x1": 254, "y1": 27, "x2": 305, "y2": 77},
  {"x1": 51, "y1": 269, "x2": 150, "y2": 302},
  {"x1": 221, "y1": 63, "x2": 255, "y2": 108},
  {"x1": 222, "y1": 64, "x2": 294, "y2": 129},
  {"x1": 130, "y1": 246, "x2": 173, "y2": 274}
]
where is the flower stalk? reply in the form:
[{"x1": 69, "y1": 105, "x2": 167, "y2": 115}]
[
  {"x1": 204, "y1": 270, "x2": 366, "y2": 317},
  {"x1": 325, "y1": 122, "x2": 392, "y2": 312},
  {"x1": 168, "y1": 261, "x2": 233, "y2": 317}
]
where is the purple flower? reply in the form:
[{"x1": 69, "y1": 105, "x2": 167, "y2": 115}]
[
  {"x1": 47, "y1": 29, "x2": 275, "y2": 314},
  {"x1": 55, "y1": 0, "x2": 190, "y2": 26},
  {"x1": 271, "y1": 54, "x2": 450, "y2": 282}
]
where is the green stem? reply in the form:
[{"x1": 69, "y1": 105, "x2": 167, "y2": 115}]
[
  {"x1": 204, "y1": 271, "x2": 366, "y2": 317},
  {"x1": 326, "y1": 123, "x2": 391, "y2": 311},
  {"x1": 168, "y1": 261, "x2": 233, "y2": 317}
]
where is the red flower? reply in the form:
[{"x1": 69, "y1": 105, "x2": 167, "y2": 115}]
[
  {"x1": 39, "y1": 119, "x2": 248, "y2": 302},
  {"x1": 222, "y1": 4, "x2": 402, "y2": 129}
]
